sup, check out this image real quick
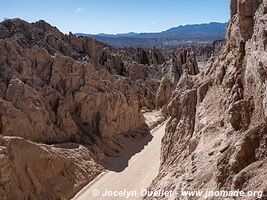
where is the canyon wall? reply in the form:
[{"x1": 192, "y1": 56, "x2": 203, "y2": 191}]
[
  {"x1": 0, "y1": 19, "x2": 166, "y2": 199},
  {"x1": 146, "y1": 0, "x2": 267, "y2": 199}
]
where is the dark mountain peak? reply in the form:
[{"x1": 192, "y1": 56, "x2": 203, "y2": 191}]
[{"x1": 164, "y1": 22, "x2": 227, "y2": 34}]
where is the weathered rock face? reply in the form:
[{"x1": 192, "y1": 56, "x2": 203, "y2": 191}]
[
  {"x1": 149, "y1": 48, "x2": 166, "y2": 65},
  {"x1": 155, "y1": 77, "x2": 172, "y2": 110},
  {"x1": 145, "y1": 0, "x2": 267, "y2": 199},
  {"x1": 0, "y1": 18, "x2": 108, "y2": 64},
  {"x1": 135, "y1": 47, "x2": 151, "y2": 65},
  {"x1": 121, "y1": 55, "x2": 166, "y2": 109},
  {"x1": 134, "y1": 47, "x2": 165, "y2": 66},
  {"x1": 91, "y1": 46, "x2": 169, "y2": 110},
  {"x1": 0, "y1": 137, "x2": 102, "y2": 200},
  {"x1": 0, "y1": 37, "x2": 148, "y2": 145},
  {"x1": 0, "y1": 19, "x2": 151, "y2": 199},
  {"x1": 96, "y1": 48, "x2": 127, "y2": 75},
  {"x1": 171, "y1": 49, "x2": 199, "y2": 83}
]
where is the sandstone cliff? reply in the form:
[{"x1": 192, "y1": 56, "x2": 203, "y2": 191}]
[
  {"x1": 0, "y1": 18, "x2": 164, "y2": 199},
  {"x1": 145, "y1": 0, "x2": 267, "y2": 199}
]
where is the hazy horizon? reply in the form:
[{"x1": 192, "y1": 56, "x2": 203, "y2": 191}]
[
  {"x1": 78, "y1": 22, "x2": 228, "y2": 35},
  {"x1": 1, "y1": 0, "x2": 230, "y2": 34}
]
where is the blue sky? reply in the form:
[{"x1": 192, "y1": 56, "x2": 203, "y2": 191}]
[{"x1": 0, "y1": 0, "x2": 230, "y2": 34}]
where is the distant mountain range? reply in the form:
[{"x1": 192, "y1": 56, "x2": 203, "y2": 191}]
[{"x1": 76, "y1": 22, "x2": 227, "y2": 48}]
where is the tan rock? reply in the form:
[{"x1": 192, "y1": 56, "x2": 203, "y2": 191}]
[
  {"x1": 171, "y1": 49, "x2": 199, "y2": 83},
  {"x1": 0, "y1": 18, "x2": 153, "y2": 199},
  {"x1": 155, "y1": 77, "x2": 172, "y2": 109},
  {"x1": 145, "y1": 0, "x2": 267, "y2": 198},
  {"x1": 0, "y1": 136, "x2": 102, "y2": 200}
]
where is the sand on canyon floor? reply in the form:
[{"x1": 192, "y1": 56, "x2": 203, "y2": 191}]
[{"x1": 72, "y1": 111, "x2": 166, "y2": 200}]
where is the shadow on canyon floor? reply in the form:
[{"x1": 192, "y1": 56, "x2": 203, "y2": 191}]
[{"x1": 98, "y1": 132, "x2": 154, "y2": 172}]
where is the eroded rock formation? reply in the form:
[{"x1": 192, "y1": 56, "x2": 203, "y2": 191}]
[
  {"x1": 0, "y1": 18, "x2": 156, "y2": 199},
  {"x1": 155, "y1": 77, "x2": 172, "y2": 112},
  {"x1": 0, "y1": 137, "x2": 102, "y2": 200},
  {"x1": 145, "y1": 0, "x2": 267, "y2": 199},
  {"x1": 168, "y1": 49, "x2": 199, "y2": 83},
  {"x1": 134, "y1": 47, "x2": 165, "y2": 66}
]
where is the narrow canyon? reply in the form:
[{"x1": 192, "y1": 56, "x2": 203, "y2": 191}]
[{"x1": 0, "y1": 0, "x2": 266, "y2": 200}]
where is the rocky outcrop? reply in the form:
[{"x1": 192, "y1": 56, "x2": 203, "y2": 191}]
[
  {"x1": 149, "y1": 48, "x2": 166, "y2": 65},
  {"x1": 96, "y1": 48, "x2": 127, "y2": 75},
  {"x1": 145, "y1": 0, "x2": 267, "y2": 199},
  {"x1": 155, "y1": 77, "x2": 172, "y2": 110},
  {"x1": 171, "y1": 49, "x2": 199, "y2": 83},
  {"x1": 0, "y1": 37, "x2": 148, "y2": 144},
  {"x1": 134, "y1": 47, "x2": 165, "y2": 66},
  {"x1": 0, "y1": 19, "x2": 152, "y2": 199},
  {"x1": 134, "y1": 47, "x2": 150, "y2": 65},
  {"x1": 0, "y1": 137, "x2": 102, "y2": 200}
]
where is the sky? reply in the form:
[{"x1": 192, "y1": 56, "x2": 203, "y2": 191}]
[{"x1": 0, "y1": 0, "x2": 230, "y2": 34}]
